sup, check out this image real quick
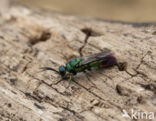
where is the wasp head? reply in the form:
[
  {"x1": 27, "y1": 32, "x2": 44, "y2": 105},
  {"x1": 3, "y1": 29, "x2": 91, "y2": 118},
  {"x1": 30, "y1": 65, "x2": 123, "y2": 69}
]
[{"x1": 59, "y1": 65, "x2": 66, "y2": 77}]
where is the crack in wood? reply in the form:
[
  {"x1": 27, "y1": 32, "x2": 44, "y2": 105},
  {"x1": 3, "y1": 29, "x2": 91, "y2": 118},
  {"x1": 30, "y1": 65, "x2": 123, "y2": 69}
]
[
  {"x1": 79, "y1": 28, "x2": 101, "y2": 56},
  {"x1": 1, "y1": 2, "x2": 155, "y2": 121},
  {"x1": 34, "y1": 103, "x2": 45, "y2": 110},
  {"x1": 73, "y1": 80, "x2": 123, "y2": 111},
  {"x1": 124, "y1": 51, "x2": 152, "y2": 79}
]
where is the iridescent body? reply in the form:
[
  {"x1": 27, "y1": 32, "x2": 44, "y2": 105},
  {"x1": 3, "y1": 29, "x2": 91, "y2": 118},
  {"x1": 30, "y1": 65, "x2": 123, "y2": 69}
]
[
  {"x1": 59, "y1": 49, "x2": 117, "y2": 77},
  {"x1": 66, "y1": 55, "x2": 116, "y2": 75},
  {"x1": 42, "y1": 49, "x2": 118, "y2": 82}
]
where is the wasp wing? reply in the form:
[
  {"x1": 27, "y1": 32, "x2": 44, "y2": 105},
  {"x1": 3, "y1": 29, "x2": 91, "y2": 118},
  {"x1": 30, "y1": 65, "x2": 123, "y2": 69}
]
[{"x1": 79, "y1": 49, "x2": 113, "y2": 66}]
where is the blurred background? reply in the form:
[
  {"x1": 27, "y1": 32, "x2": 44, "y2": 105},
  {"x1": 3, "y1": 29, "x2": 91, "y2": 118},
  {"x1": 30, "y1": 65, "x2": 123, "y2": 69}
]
[{"x1": 15, "y1": 0, "x2": 156, "y2": 22}]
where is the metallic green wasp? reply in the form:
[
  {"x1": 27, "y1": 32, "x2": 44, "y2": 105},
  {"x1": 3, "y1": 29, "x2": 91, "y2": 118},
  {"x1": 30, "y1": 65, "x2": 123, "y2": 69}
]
[{"x1": 41, "y1": 49, "x2": 126, "y2": 84}]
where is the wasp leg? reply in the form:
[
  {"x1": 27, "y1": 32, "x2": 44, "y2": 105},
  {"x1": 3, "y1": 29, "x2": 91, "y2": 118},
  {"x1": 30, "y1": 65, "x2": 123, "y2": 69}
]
[{"x1": 67, "y1": 74, "x2": 73, "y2": 88}]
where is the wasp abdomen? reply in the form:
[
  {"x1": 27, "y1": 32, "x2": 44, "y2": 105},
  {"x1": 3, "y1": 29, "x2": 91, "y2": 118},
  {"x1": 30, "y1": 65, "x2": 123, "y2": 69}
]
[{"x1": 101, "y1": 55, "x2": 117, "y2": 67}]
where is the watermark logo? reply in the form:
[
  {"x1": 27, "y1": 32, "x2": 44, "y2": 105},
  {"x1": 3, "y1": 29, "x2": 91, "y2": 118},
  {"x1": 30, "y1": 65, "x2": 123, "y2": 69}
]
[{"x1": 122, "y1": 109, "x2": 155, "y2": 120}]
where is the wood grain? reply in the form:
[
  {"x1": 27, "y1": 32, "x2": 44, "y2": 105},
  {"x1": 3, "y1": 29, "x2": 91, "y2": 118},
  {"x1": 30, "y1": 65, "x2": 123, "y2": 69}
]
[{"x1": 0, "y1": 1, "x2": 155, "y2": 121}]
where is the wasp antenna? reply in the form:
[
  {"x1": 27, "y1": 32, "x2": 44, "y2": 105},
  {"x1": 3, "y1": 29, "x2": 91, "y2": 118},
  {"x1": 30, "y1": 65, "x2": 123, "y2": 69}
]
[{"x1": 40, "y1": 67, "x2": 60, "y2": 74}]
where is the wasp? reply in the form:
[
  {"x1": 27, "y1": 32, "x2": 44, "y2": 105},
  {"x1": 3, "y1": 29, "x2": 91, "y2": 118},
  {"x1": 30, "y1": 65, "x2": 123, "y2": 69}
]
[{"x1": 41, "y1": 49, "x2": 126, "y2": 84}]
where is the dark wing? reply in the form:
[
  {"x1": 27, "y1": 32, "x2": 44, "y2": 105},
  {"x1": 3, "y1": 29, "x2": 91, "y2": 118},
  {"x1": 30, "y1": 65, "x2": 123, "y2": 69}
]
[{"x1": 79, "y1": 49, "x2": 113, "y2": 66}]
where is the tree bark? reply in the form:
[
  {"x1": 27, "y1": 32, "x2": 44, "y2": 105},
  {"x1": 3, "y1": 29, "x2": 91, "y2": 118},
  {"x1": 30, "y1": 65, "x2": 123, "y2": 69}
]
[{"x1": 0, "y1": 1, "x2": 155, "y2": 121}]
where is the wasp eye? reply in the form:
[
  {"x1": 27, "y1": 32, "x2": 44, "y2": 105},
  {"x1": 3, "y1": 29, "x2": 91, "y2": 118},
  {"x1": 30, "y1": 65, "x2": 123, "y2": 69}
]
[{"x1": 59, "y1": 66, "x2": 66, "y2": 77}]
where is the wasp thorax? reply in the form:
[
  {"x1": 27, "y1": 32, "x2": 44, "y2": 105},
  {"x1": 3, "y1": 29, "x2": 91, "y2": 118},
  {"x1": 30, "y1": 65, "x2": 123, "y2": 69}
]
[{"x1": 59, "y1": 65, "x2": 66, "y2": 77}]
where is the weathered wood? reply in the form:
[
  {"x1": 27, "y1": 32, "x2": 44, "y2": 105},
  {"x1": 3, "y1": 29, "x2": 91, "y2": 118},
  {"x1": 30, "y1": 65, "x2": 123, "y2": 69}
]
[{"x1": 0, "y1": 1, "x2": 156, "y2": 121}]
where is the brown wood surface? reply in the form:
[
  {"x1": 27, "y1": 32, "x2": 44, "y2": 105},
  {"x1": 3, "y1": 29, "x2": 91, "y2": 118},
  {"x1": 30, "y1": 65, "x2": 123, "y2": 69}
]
[{"x1": 0, "y1": 1, "x2": 155, "y2": 121}]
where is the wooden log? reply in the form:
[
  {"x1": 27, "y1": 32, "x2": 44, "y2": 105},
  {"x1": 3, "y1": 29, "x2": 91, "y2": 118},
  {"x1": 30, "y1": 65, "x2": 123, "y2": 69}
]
[{"x1": 0, "y1": 1, "x2": 155, "y2": 121}]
